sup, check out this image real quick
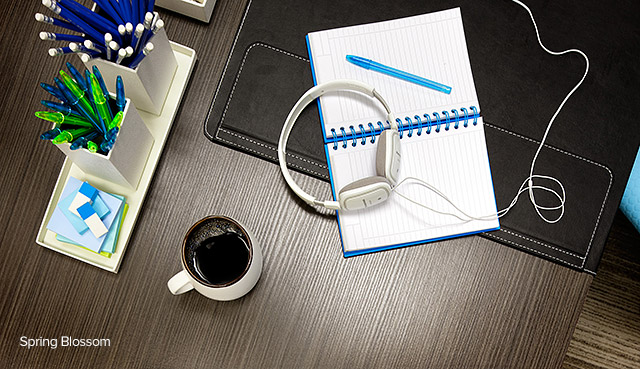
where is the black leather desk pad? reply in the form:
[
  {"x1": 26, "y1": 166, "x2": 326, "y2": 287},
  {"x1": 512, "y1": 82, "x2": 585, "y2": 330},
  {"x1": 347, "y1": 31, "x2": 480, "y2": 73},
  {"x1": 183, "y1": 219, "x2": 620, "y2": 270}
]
[{"x1": 205, "y1": 0, "x2": 640, "y2": 273}]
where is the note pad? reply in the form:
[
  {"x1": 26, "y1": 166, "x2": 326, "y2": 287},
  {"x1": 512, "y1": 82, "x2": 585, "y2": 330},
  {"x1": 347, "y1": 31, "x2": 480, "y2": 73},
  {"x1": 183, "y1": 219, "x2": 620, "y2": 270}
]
[{"x1": 307, "y1": 8, "x2": 500, "y2": 255}]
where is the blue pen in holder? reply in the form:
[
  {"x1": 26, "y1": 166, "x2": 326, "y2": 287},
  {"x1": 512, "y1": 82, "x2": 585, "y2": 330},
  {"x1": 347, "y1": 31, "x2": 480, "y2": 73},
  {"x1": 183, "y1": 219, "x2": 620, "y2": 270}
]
[
  {"x1": 83, "y1": 10, "x2": 177, "y2": 115},
  {"x1": 54, "y1": 98, "x2": 154, "y2": 189}
]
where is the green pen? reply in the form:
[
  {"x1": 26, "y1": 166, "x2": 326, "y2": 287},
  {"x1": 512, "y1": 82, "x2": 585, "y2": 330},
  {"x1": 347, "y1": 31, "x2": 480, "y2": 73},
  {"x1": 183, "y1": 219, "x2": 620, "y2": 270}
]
[
  {"x1": 35, "y1": 111, "x2": 93, "y2": 128},
  {"x1": 89, "y1": 73, "x2": 113, "y2": 124},
  {"x1": 52, "y1": 127, "x2": 94, "y2": 144},
  {"x1": 108, "y1": 111, "x2": 123, "y2": 131},
  {"x1": 59, "y1": 70, "x2": 100, "y2": 126}
]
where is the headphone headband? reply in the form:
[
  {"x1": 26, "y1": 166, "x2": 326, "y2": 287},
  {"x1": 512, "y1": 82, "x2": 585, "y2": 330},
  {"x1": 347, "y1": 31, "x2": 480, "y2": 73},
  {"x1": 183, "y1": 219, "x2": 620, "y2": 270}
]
[{"x1": 278, "y1": 79, "x2": 396, "y2": 209}]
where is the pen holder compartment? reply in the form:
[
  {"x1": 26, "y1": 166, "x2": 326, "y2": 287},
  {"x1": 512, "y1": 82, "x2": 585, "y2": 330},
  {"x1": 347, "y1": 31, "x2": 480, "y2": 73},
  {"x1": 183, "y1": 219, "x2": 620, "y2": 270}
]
[
  {"x1": 155, "y1": 0, "x2": 217, "y2": 23},
  {"x1": 82, "y1": 25, "x2": 177, "y2": 115},
  {"x1": 54, "y1": 98, "x2": 154, "y2": 189}
]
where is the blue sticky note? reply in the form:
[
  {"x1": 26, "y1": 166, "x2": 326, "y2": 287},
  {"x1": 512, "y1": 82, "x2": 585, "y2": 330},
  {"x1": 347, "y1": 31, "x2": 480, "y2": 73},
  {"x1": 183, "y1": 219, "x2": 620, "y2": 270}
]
[
  {"x1": 92, "y1": 194, "x2": 111, "y2": 219},
  {"x1": 56, "y1": 194, "x2": 126, "y2": 254},
  {"x1": 59, "y1": 188, "x2": 111, "y2": 235},
  {"x1": 47, "y1": 177, "x2": 124, "y2": 253}
]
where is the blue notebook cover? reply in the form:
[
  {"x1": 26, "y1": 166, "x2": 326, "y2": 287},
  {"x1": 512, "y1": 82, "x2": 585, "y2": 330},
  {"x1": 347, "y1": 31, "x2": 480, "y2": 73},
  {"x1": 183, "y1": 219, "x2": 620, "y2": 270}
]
[{"x1": 621, "y1": 148, "x2": 640, "y2": 233}]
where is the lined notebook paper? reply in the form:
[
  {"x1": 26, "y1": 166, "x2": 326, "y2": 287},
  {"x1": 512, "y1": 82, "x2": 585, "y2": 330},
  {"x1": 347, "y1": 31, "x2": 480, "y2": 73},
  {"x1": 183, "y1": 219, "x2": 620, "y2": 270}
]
[{"x1": 307, "y1": 8, "x2": 500, "y2": 256}]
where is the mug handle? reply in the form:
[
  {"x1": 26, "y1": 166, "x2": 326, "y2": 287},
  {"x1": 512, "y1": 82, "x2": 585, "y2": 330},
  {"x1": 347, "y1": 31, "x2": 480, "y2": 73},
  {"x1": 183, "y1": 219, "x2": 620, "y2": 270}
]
[{"x1": 167, "y1": 270, "x2": 194, "y2": 295}]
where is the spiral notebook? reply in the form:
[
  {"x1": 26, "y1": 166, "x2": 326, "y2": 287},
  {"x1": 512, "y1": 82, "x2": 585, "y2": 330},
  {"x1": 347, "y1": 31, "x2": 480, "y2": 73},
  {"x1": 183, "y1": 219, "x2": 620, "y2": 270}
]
[{"x1": 307, "y1": 8, "x2": 500, "y2": 256}]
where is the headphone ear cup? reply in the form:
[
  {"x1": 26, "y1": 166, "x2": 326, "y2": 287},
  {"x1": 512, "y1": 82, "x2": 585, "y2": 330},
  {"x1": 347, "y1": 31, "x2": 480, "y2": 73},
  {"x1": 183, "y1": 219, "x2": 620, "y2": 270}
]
[
  {"x1": 376, "y1": 130, "x2": 401, "y2": 184},
  {"x1": 338, "y1": 176, "x2": 392, "y2": 211}
]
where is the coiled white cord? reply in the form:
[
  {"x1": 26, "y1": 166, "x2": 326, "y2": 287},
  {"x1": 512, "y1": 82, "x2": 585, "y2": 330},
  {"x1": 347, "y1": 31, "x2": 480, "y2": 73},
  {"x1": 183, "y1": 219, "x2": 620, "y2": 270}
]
[{"x1": 393, "y1": 0, "x2": 589, "y2": 224}]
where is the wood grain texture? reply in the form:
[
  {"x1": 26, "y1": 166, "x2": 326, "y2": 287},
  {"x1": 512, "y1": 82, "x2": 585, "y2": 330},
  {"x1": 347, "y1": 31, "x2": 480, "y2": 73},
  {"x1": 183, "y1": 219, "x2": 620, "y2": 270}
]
[
  {"x1": 0, "y1": 0, "x2": 608, "y2": 368},
  {"x1": 563, "y1": 212, "x2": 640, "y2": 369}
]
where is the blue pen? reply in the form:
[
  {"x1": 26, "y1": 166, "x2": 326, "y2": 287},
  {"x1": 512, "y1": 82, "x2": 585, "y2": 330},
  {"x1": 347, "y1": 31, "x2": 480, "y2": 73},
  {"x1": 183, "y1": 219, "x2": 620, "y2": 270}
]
[
  {"x1": 84, "y1": 40, "x2": 107, "y2": 54},
  {"x1": 40, "y1": 82, "x2": 68, "y2": 103},
  {"x1": 120, "y1": 0, "x2": 132, "y2": 24},
  {"x1": 147, "y1": 0, "x2": 155, "y2": 15},
  {"x1": 93, "y1": 0, "x2": 125, "y2": 25},
  {"x1": 86, "y1": 70, "x2": 108, "y2": 133},
  {"x1": 48, "y1": 47, "x2": 73, "y2": 57},
  {"x1": 104, "y1": 33, "x2": 113, "y2": 61},
  {"x1": 40, "y1": 127, "x2": 63, "y2": 140},
  {"x1": 55, "y1": 77, "x2": 105, "y2": 133},
  {"x1": 39, "y1": 32, "x2": 85, "y2": 43},
  {"x1": 100, "y1": 127, "x2": 119, "y2": 152},
  {"x1": 132, "y1": 0, "x2": 139, "y2": 28},
  {"x1": 128, "y1": 42, "x2": 153, "y2": 68},
  {"x1": 43, "y1": 0, "x2": 104, "y2": 44},
  {"x1": 70, "y1": 131, "x2": 99, "y2": 150},
  {"x1": 41, "y1": 100, "x2": 82, "y2": 116},
  {"x1": 131, "y1": 23, "x2": 144, "y2": 52},
  {"x1": 92, "y1": 66, "x2": 111, "y2": 102},
  {"x1": 66, "y1": 62, "x2": 87, "y2": 92},
  {"x1": 138, "y1": 12, "x2": 153, "y2": 47},
  {"x1": 115, "y1": 75, "x2": 125, "y2": 112},
  {"x1": 346, "y1": 55, "x2": 452, "y2": 94},
  {"x1": 35, "y1": 13, "x2": 82, "y2": 33},
  {"x1": 138, "y1": 0, "x2": 147, "y2": 25},
  {"x1": 58, "y1": 0, "x2": 120, "y2": 37}
]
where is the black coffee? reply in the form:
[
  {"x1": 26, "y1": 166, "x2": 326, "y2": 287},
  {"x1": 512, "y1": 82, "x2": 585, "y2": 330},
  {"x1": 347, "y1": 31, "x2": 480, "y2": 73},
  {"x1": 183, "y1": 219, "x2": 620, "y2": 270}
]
[{"x1": 189, "y1": 231, "x2": 250, "y2": 285}]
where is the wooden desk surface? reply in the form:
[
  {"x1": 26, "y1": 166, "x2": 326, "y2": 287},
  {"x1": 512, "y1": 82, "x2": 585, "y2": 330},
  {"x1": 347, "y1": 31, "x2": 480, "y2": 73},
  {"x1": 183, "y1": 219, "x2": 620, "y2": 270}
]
[{"x1": 0, "y1": 1, "x2": 593, "y2": 367}]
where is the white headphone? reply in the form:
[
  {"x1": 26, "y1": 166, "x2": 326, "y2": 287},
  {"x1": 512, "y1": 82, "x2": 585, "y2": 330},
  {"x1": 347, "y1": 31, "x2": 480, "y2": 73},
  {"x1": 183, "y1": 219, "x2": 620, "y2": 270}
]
[{"x1": 278, "y1": 79, "x2": 401, "y2": 211}]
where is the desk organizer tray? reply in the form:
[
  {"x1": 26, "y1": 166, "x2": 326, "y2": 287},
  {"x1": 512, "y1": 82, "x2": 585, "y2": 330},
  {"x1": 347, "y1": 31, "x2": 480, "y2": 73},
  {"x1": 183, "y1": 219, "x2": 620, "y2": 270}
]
[
  {"x1": 204, "y1": 0, "x2": 640, "y2": 273},
  {"x1": 36, "y1": 42, "x2": 197, "y2": 273}
]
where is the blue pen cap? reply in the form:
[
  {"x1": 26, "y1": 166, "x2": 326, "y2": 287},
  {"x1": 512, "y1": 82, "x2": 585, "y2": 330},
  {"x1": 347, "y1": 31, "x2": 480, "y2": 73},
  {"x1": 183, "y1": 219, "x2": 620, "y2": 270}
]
[
  {"x1": 41, "y1": 100, "x2": 72, "y2": 115},
  {"x1": 115, "y1": 76, "x2": 125, "y2": 110},
  {"x1": 85, "y1": 70, "x2": 95, "y2": 104},
  {"x1": 40, "y1": 127, "x2": 62, "y2": 140},
  {"x1": 66, "y1": 62, "x2": 87, "y2": 92},
  {"x1": 54, "y1": 77, "x2": 79, "y2": 105},
  {"x1": 92, "y1": 66, "x2": 110, "y2": 101},
  {"x1": 40, "y1": 82, "x2": 67, "y2": 103}
]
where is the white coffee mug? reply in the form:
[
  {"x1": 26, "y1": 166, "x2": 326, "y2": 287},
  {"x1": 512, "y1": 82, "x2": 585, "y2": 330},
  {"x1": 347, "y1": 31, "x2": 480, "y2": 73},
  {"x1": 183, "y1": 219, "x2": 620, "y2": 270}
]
[{"x1": 167, "y1": 216, "x2": 262, "y2": 301}]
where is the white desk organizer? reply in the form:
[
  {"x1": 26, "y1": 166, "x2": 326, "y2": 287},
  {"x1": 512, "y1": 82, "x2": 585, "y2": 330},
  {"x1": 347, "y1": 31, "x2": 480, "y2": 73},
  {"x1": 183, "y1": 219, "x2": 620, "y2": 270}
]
[
  {"x1": 156, "y1": 0, "x2": 217, "y2": 23},
  {"x1": 54, "y1": 99, "x2": 154, "y2": 189},
  {"x1": 37, "y1": 43, "x2": 197, "y2": 273},
  {"x1": 83, "y1": 27, "x2": 177, "y2": 115}
]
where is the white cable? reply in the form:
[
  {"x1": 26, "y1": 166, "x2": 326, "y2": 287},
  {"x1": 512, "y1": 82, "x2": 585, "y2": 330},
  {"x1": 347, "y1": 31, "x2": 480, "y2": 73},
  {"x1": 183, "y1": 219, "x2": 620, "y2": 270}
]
[
  {"x1": 391, "y1": 0, "x2": 587, "y2": 224},
  {"x1": 512, "y1": 0, "x2": 589, "y2": 223}
]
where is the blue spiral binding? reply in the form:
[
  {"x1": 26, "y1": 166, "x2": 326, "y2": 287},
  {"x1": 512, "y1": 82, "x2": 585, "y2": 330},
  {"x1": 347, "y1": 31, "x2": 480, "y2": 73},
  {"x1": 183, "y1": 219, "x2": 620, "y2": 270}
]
[
  {"x1": 358, "y1": 124, "x2": 366, "y2": 145},
  {"x1": 340, "y1": 127, "x2": 348, "y2": 148},
  {"x1": 461, "y1": 107, "x2": 469, "y2": 127},
  {"x1": 452, "y1": 109, "x2": 460, "y2": 129},
  {"x1": 433, "y1": 112, "x2": 441, "y2": 132},
  {"x1": 331, "y1": 128, "x2": 338, "y2": 150},
  {"x1": 405, "y1": 117, "x2": 413, "y2": 137},
  {"x1": 349, "y1": 126, "x2": 357, "y2": 147},
  {"x1": 329, "y1": 105, "x2": 479, "y2": 150},
  {"x1": 414, "y1": 115, "x2": 423, "y2": 135},
  {"x1": 368, "y1": 123, "x2": 376, "y2": 143},
  {"x1": 424, "y1": 113, "x2": 432, "y2": 134},
  {"x1": 442, "y1": 111, "x2": 451, "y2": 131}
]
